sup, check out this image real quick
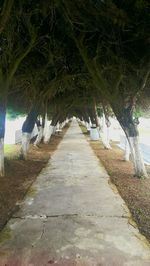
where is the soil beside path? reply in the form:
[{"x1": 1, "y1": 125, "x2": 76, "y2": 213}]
[{"x1": 0, "y1": 120, "x2": 150, "y2": 266}]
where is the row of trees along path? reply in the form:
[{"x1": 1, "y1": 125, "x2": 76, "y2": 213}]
[{"x1": 0, "y1": 0, "x2": 150, "y2": 178}]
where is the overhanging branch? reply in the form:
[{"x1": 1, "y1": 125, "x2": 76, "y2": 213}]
[{"x1": 0, "y1": 0, "x2": 14, "y2": 34}]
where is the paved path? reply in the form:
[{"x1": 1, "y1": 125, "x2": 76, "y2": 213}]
[{"x1": 0, "y1": 121, "x2": 150, "y2": 266}]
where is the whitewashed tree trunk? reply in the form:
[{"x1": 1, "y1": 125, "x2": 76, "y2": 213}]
[
  {"x1": 111, "y1": 104, "x2": 148, "y2": 178},
  {"x1": 80, "y1": 119, "x2": 84, "y2": 126},
  {"x1": 43, "y1": 117, "x2": 52, "y2": 142},
  {"x1": 0, "y1": 138, "x2": 4, "y2": 177},
  {"x1": 101, "y1": 114, "x2": 112, "y2": 149},
  {"x1": 21, "y1": 133, "x2": 31, "y2": 160},
  {"x1": 123, "y1": 138, "x2": 130, "y2": 161},
  {"x1": 52, "y1": 125, "x2": 56, "y2": 135},
  {"x1": 56, "y1": 122, "x2": 60, "y2": 130},
  {"x1": 44, "y1": 125, "x2": 53, "y2": 143},
  {"x1": 63, "y1": 121, "x2": 67, "y2": 127},
  {"x1": 63, "y1": 120, "x2": 67, "y2": 127},
  {"x1": 66, "y1": 118, "x2": 69, "y2": 124},
  {"x1": 43, "y1": 114, "x2": 48, "y2": 140},
  {"x1": 56, "y1": 122, "x2": 62, "y2": 133},
  {"x1": 34, "y1": 126, "x2": 43, "y2": 146},
  {"x1": 60, "y1": 122, "x2": 64, "y2": 129},
  {"x1": 83, "y1": 121, "x2": 86, "y2": 126},
  {"x1": 105, "y1": 126, "x2": 112, "y2": 149},
  {"x1": 89, "y1": 117, "x2": 92, "y2": 127},
  {"x1": 86, "y1": 122, "x2": 90, "y2": 131},
  {"x1": 0, "y1": 96, "x2": 6, "y2": 177},
  {"x1": 127, "y1": 135, "x2": 148, "y2": 178}
]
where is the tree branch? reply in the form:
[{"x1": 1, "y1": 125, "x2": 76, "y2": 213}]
[
  {"x1": 8, "y1": 35, "x2": 36, "y2": 82},
  {"x1": 0, "y1": 0, "x2": 14, "y2": 34},
  {"x1": 138, "y1": 68, "x2": 150, "y2": 95}
]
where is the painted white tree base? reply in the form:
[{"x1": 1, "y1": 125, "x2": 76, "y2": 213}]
[
  {"x1": 0, "y1": 138, "x2": 4, "y2": 176},
  {"x1": 44, "y1": 126, "x2": 54, "y2": 144},
  {"x1": 128, "y1": 136, "x2": 148, "y2": 178},
  {"x1": 123, "y1": 139, "x2": 130, "y2": 161},
  {"x1": 21, "y1": 133, "x2": 31, "y2": 159},
  {"x1": 34, "y1": 127, "x2": 43, "y2": 146}
]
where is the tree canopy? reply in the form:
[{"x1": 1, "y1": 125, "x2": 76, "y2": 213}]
[{"x1": 0, "y1": 0, "x2": 150, "y2": 177}]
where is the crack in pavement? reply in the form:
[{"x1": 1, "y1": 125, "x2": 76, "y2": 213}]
[
  {"x1": 12, "y1": 213, "x2": 129, "y2": 220},
  {"x1": 31, "y1": 221, "x2": 46, "y2": 248}
]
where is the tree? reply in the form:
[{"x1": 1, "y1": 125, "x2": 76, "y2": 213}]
[
  {"x1": 58, "y1": 0, "x2": 150, "y2": 177},
  {"x1": 0, "y1": 0, "x2": 53, "y2": 175}
]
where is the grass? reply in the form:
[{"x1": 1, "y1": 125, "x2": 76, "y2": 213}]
[{"x1": 4, "y1": 144, "x2": 20, "y2": 159}]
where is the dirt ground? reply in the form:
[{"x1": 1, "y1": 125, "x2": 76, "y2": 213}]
[
  {"x1": 0, "y1": 125, "x2": 69, "y2": 231},
  {"x1": 80, "y1": 125, "x2": 150, "y2": 242}
]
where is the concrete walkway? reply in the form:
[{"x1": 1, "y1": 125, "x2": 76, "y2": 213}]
[{"x1": 0, "y1": 121, "x2": 150, "y2": 266}]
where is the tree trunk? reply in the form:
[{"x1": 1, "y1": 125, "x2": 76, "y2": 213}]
[
  {"x1": 52, "y1": 125, "x2": 57, "y2": 135},
  {"x1": 55, "y1": 122, "x2": 62, "y2": 134},
  {"x1": 101, "y1": 114, "x2": 112, "y2": 149},
  {"x1": 112, "y1": 105, "x2": 148, "y2": 178},
  {"x1": 126, "y1": 131, "x2": 147, "y2": 177},
  {"x1": 21, "y1": 104, "x2": 39, "y2": 159},
  {"x1": 0, "y1": 96, "x2": 6, "y2": 176},
  {"x1": 21, "y1": 132, "x2": 31, "y2": 159},
  {"x1": 0, "y1": 139, "x2": 4, "y2": 177},
  {"x1": 34, "y1": 126, "x2": 43, "y2": 146},
  {"x1": 43, "y1": 125, "x2": 54, "y2": 143},
  {"x1": 86, "y1": 122, "x2": 90, "y2": 131},
  {"x1": 60, "y1": 121, "x2": 64, "y2": 129},
  {"x1": 43, "y1": 113, "x2": 59, "y2": 143},
  {"x1": 104, "y1": 126, "x2": 111, "y2": 149},
  {"x1": 34, "y1": 119, "x2": 44, "y2": 146},
  {"x1": 43, "y1": 113, "x2": 49, "y2": 140},
  {"x1": 123, "y1": 137, "x2": 130, "y2": 161}
]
